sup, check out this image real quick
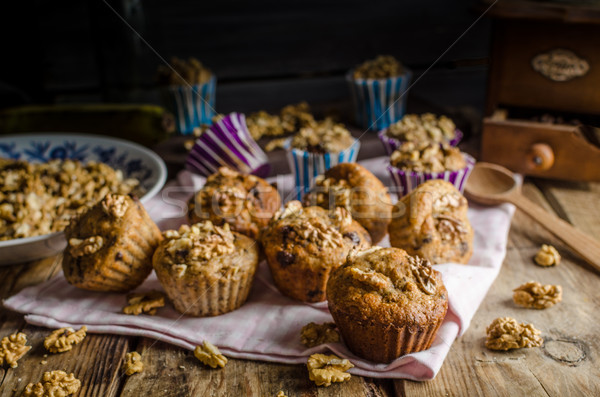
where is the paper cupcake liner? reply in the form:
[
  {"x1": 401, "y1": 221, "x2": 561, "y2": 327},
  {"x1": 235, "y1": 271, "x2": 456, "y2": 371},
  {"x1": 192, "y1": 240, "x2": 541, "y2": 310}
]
[
  {"x1": 286, "y1": 140, "x2": 360, "y2": 200},
  {"x1": 186, "y1": 112, "x2": 270, "y2": 178},
  {"x1": 386, "y1": 153, "x2": 475, "y2": 198},
  {"x1": 161, "y1": 77, "x2": 217, "y2": 134},
  {"x1": 378, "y1": 128, "x2": 463, "y2": 156},
  {"x1": 329, "y1": 305, "x2": 445, "y2": 363},
  {"x1": 347, "y1": 69, "x2": 412, "y2": 131}
]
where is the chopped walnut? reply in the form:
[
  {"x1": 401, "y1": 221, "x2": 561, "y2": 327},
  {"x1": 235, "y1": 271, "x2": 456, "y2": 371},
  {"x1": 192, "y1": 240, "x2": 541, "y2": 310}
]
[
  {"x1": 386, "y1": 113, "x2": 456, "y2": 144},
  {"x1": 353, "y1": 55, "x2": 404, "y2": 79},
  {"x1": 436, "y1": 215, "x2": 468, "y2": 243},
  {"x1": 194, "y1": 341, "x2": 227, "y2": 368},
  {"x1": 485, "y1": 317, "x2": 543, "y2": 351},
  {"x1": 101, "y1": 193, "x2": 129, "y2": 217},
  {"x1": 300, "y1": 322, "x2": 340, "y2": 348},
  {"x1": 408, "y1": 256, "x2": 437, "y2": 295},
  {"x1": 22, "y1": 370, "x2": 81, "y2": 397},
  {"x1": 290, "y1": 118, "x2": 355, "y2": 153},
  {"x1": 534, "y1": 244, "x2": 561, "y2": 267},
  {"x1": 68, "y1": 236, "x2": 104, "y2": 257},
  {"x1": 390, "y1": 141, "x2": 466, "y2": 173},
  {"x1": 44, "y1": 326, "x2": 87, "y2": 354},
  {"x1": 307, "y1": 354, "x2": 354, "y2": 387},
  {"x1": 123, "y1": 291, "x2": 165, "y2": 315},
  {"x1": 276, "y1": 391, "x2": 287, "y2": 397},
  {"x1": 349, "y1": 267, "x2": 395, "y2": 293},
  {"x1": 164, "y1": 221, "x2": 235, "y2": 263},
  {"x1": 513, "y1": 281, "x2": 562, "y2": 309},
  {"x1": 122, "y1": 351, "x2": 144, "y2": 375},
  {"x1": 157, "y1": 56, "x2": 212, "y2": 85},
  {"x1": 273, "y1": 200, "x2": 303, "y2": 221},
  {"x1": 311, "y1": 175, "x2": 352, "y2": 211},
  {"x1": 0, "y1": 332, "x2": 31, "y2": 368}
]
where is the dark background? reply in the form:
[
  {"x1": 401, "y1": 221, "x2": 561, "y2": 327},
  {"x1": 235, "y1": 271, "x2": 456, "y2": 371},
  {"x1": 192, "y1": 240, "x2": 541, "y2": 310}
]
[{"x1": 1, "y1": 0, "x2": 490, "y2": 125}]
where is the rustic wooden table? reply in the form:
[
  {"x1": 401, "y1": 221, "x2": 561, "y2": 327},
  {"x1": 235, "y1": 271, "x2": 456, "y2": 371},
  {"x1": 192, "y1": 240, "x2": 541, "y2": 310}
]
[{"x1": 1, "y1": 138, "x2": 599, "y2": 396}]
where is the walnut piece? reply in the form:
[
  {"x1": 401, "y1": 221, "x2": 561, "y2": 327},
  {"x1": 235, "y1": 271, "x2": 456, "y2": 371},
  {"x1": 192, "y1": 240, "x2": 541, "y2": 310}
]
[
  {"x1": 353, "y1": 55, "x2": 403, "y2": 79},
  {"x1": 22, "y1": 370, "x2": 81, "y2": 397},
  {"x1": 300, "y1": 322, "x2": 340, "y2": 348},
  {"x1": 194, "y1": 341, "x2": 227, "y2": 368},
  {"x1": 390, "y1": 141, "x2": 466, "y2": 173},
  {"x1": 164, "y1": 221, "x2": 235, "y2": 263},
  {"x1": 513, "y1": 281, "x2": 562, "y2": 309},
  {"x1": 101, "y1": 193, "x2": 129, "y2": 217},
  {"x1": 386, "y1": 113, "x2": 456, "y2": 143},
  {"x1": 123, "y1": 291, "x2": 165, "y2": 315},
  {"x1": 44, "y1": 326, "x2": 87, "y2": 354},
  {"x1": 68, "y1": 236, "x2": 103, "y2": 257},
  {"x1": 0, "y1": 332, "x2": 31, "y2": 368},
  {"x1": 290, "y1": 118, "x2": 355, "y2": 153},
  {"x1": 122, "y1": 351, "x2": 144, "y2": 376},
  {"x1": 485, "y1": 317, "x2": 543, "y2": 351},
  {"x1": 408, "y1": 256, "x2": 437, "y2": 295},
  {"x1": 276, "y1": 391, "x2": 287, "y2": 397},
  {"x1": 534, "y1": 244, "x2": 561, "y2": 266},
  {"x1": 307, "y1": 354, "x2": 354, "y2": 387}
]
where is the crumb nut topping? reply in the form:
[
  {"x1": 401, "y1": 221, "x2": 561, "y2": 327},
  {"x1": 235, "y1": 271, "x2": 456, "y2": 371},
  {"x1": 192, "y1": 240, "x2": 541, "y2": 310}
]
[
  {"x1": 101, "y1": 194, "x2": 129, "y2": 218},
  {"x1": 68, "y1": 236, "x2": 104, "y2": 257},
  {"x1": 386, "y1": 113, "x2": 456, "y2": 143},
  {"x1": 44, "y1": 326, "x2": 87, "y2": 354},
  {"x1": 307, "y1": 354, "x2": 354, "y2": 387},
  {"x1": 300, "y1": 322, "x2": 340, "y2": 348},
  {"x1": 163, "y1": 221, "x2": 235, "y2": 262},
  {"x1": 0, "y1": 332, "x2": 31, "y2": 368},
  {"x1": 194, "y1": 341, "x2": 227, "y2": 368},
  {"x1": 390, "y1": 141, "x2": 466, "y2": 173},
  {"x1": 485, "y1": 317, "x2": 543, "y2": 351},
  {"x1": 534, "y1": 244, "x2": 561, "y2": 266},
  {"x1": 353, "y1": 55, "x2": 403, "y2": 79},
  {"x1": 122, "y1": 351, "x2": 144, "y2": 376},
  {"x1": 513, "y1": 281, "x2": 562, "y2": 309},
  {"x1": 312, "y1": 175, "x2": 352, "y2": 211},
  {"x1": 291, "y1": 118, "x2": 355, "y2": 153},
  {"x1": 123, "y1": 291, "x2": 166, "y2": 315},
  {"x1": 22, "y1": 370, "x2": 81, "y2": 397}
]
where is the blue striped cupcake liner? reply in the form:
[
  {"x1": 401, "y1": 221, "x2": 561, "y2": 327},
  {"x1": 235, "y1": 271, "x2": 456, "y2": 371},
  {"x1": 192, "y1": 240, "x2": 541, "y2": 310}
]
[
  {"x1": 378, "y1": 128, "x2": 463, "y2": 156},
  {"x1": 161, "y1": 76, "x2": 217, "y2": 134},
  {"x1": 387, "y1": 153, "x2": 475, "y2": 198},
  {"x1": 286, "y1": 140, "x2": 361, "y2": 200},
  {"x1": 347, "y1": 69, "x2": 412, "y2": 131},
  {"x1": 185, "y1": 112, "x2": 270, "y2": 177}
]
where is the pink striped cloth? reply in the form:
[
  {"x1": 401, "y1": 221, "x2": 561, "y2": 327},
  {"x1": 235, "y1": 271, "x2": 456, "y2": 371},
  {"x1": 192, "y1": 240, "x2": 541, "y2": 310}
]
[{"x1": 3, "y1": 157, "x2": 514, "y2": 380}]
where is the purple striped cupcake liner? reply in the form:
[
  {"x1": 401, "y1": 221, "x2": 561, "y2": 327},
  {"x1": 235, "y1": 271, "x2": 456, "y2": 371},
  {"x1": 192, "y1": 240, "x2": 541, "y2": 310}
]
[
  {"x1": 378, "y1": 128, "x2": 463, "y2": 156},
  {"x1": 346, "y1": 69, "x2": 412, "y2": 131},
  {"x1": 186, "y1": 112, "x2": 270, "y2": 178},
  {"x1": 387, "y1": 153, "x2": 475, "y2": 198},
  {"x1": 286, "y1": 140, "x2": 361, "y2": 200},
  {"x1": 161, "y1": 76, "x2": 217, "y2": 134}
]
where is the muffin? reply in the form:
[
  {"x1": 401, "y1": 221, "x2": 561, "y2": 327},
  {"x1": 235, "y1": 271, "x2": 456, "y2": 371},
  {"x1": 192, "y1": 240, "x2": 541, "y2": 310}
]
[
  {"x1": 261, "y1": 201, "x2": 371, "y2": 302},
  {"x1": 327, "y1": 247, "x2": 448, "y2": 362},
  {"x1": 62, "y1": 194, "x2": 162, "y2": 292},
  {"x1": 379, "y1": 113, "x2": 462, "y2": 155},
  {"x1": 347, "y1": 55, "x2": 412, "y2": 131},
  {"x1": 152, "y1": 221, "x2": 259, "y2": 316},
  {"x1": 387, "y1": 141, "x2": 475, "y2": 197},
  {"x1": 303, "y1": 163, "x2": 392, "y2": 244},
  {"x1": 286, "y1": 119, "x2": 360, "y2": 199},
  {"x1": 388, "y1": 180, "x2": 473, "y2": 264},
  {"x1": 188, "y1": 167, "x2": 281, "y2": 239}
]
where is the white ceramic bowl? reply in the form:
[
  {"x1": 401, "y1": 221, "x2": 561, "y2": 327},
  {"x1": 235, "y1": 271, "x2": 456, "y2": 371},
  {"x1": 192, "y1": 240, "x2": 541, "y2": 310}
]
[{"x1": 0, "y1": 133, "x2": 167, "y2": 266}]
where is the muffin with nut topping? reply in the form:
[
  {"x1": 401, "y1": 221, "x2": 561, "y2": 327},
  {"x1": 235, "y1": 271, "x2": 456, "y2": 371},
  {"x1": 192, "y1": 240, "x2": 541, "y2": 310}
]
[
  {"x1": 327, "y1": 247, "x2": 448, "y2": 362},
  {"x1": 188, "y1": 167, "x2": 281, "y2": 240},
  {"x1": 260, "y1": 201, "x2": 371, "y2": 302},
  {"x1": 153, "y1": 221, "x2": 259, "y2": 316},
  {"x1": 388, "y1": 180, "x2": 473, "y2": 264},
  {"x1": 303, "y1": 163, "x2": 392, "y2": 244},
  {"x1": 62, "y1": 194, "x2": 162, "y2": 292}
]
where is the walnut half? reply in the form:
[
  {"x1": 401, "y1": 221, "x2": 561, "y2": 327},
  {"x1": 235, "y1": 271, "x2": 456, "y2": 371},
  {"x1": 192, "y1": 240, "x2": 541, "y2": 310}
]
[
  {"x1": 513, "y1": 281, "x2": 562, "y2": 309},
  {"x1": 300, "y1": 322, "x2": 340, "y2": 348},
  {"x1": 123, "y1": 291, "x2": 165, "y2": 315},
  {"x1": 307, "y1": 354, "x2": 354, "y2": 387},
  {"x1": 44, "y1": 326, "x2": 87, "y2": 354},
  {"x1": 122, "y1": 351, "x2": 144, "y2": 376},
  {"x1": 68, "y1": 236, "x2": 103, "y2": 257},
  {"x1": 485, "y1": 317, "x2": 543, "y2": 351},
  {"x1": 22, "y1": 370, "x2": 81, "y2": 397},
  {"x1": 0, "y1": 332, "x2": 32, "y2": 368},
  {"x1": 194, "y1": 341, "x2": 227, "y2": 369}
]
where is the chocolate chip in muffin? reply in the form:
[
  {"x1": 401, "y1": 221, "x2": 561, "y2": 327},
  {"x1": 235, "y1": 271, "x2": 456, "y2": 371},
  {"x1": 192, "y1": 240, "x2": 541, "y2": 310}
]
[
  {"x1": 343, "y1": 232, "x2": 361, "y2": 245},
  {"x1": 115, "y1": 252, "x2": 123, "y2": 261},
  {"x1": 276, "y1": 251, "x2": 296, "y2": 267}
]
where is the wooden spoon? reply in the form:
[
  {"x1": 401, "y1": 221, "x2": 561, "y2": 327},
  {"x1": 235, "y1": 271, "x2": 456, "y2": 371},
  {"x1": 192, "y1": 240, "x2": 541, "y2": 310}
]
[{"x1": 465, "y1": 162, "x2": 600, "y2": 273}]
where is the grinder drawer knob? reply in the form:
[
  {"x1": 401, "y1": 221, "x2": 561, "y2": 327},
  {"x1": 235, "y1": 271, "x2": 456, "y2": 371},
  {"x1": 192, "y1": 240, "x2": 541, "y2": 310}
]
[{"x1": 526, "y1": 143, "x2": 554, "y2": 171}]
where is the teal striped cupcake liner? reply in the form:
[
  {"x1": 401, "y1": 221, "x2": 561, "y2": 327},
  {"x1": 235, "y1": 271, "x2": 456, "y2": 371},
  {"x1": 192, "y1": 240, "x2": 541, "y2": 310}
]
[
  {"x1": 347, "y1": 69, "x2": 412, "y2": 131},
  {"x1": 286, "y1": 140, "x2": 361, "y2": 200},
  {"x1": 161, "y1": 76, "x2": 217, "y2": 134}
]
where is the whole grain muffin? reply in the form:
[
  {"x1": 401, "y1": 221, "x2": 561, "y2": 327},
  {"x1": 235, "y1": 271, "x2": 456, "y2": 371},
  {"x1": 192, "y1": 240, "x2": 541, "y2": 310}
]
[
  {"x1": 327, "y1": 247, "x2": 448, "y2": 362},
  {"x1": 153, "y1": 221, "x2": 259, "y2": 316},
  {"x1": 260, "y1": 201, "x2": 371, "y2": 302},
  {"x1": 62, "y1": 194, "x2": 162, "y2": 292},
  {"x1": 303, "y1": 163, "x2": 392, "y2": 244},
  {"x1": 188, "y1": 167, "x2": 281, "y2": 239},
  {"x1": 388, "y1": 180, "x2": 473, "y2": 264}
]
